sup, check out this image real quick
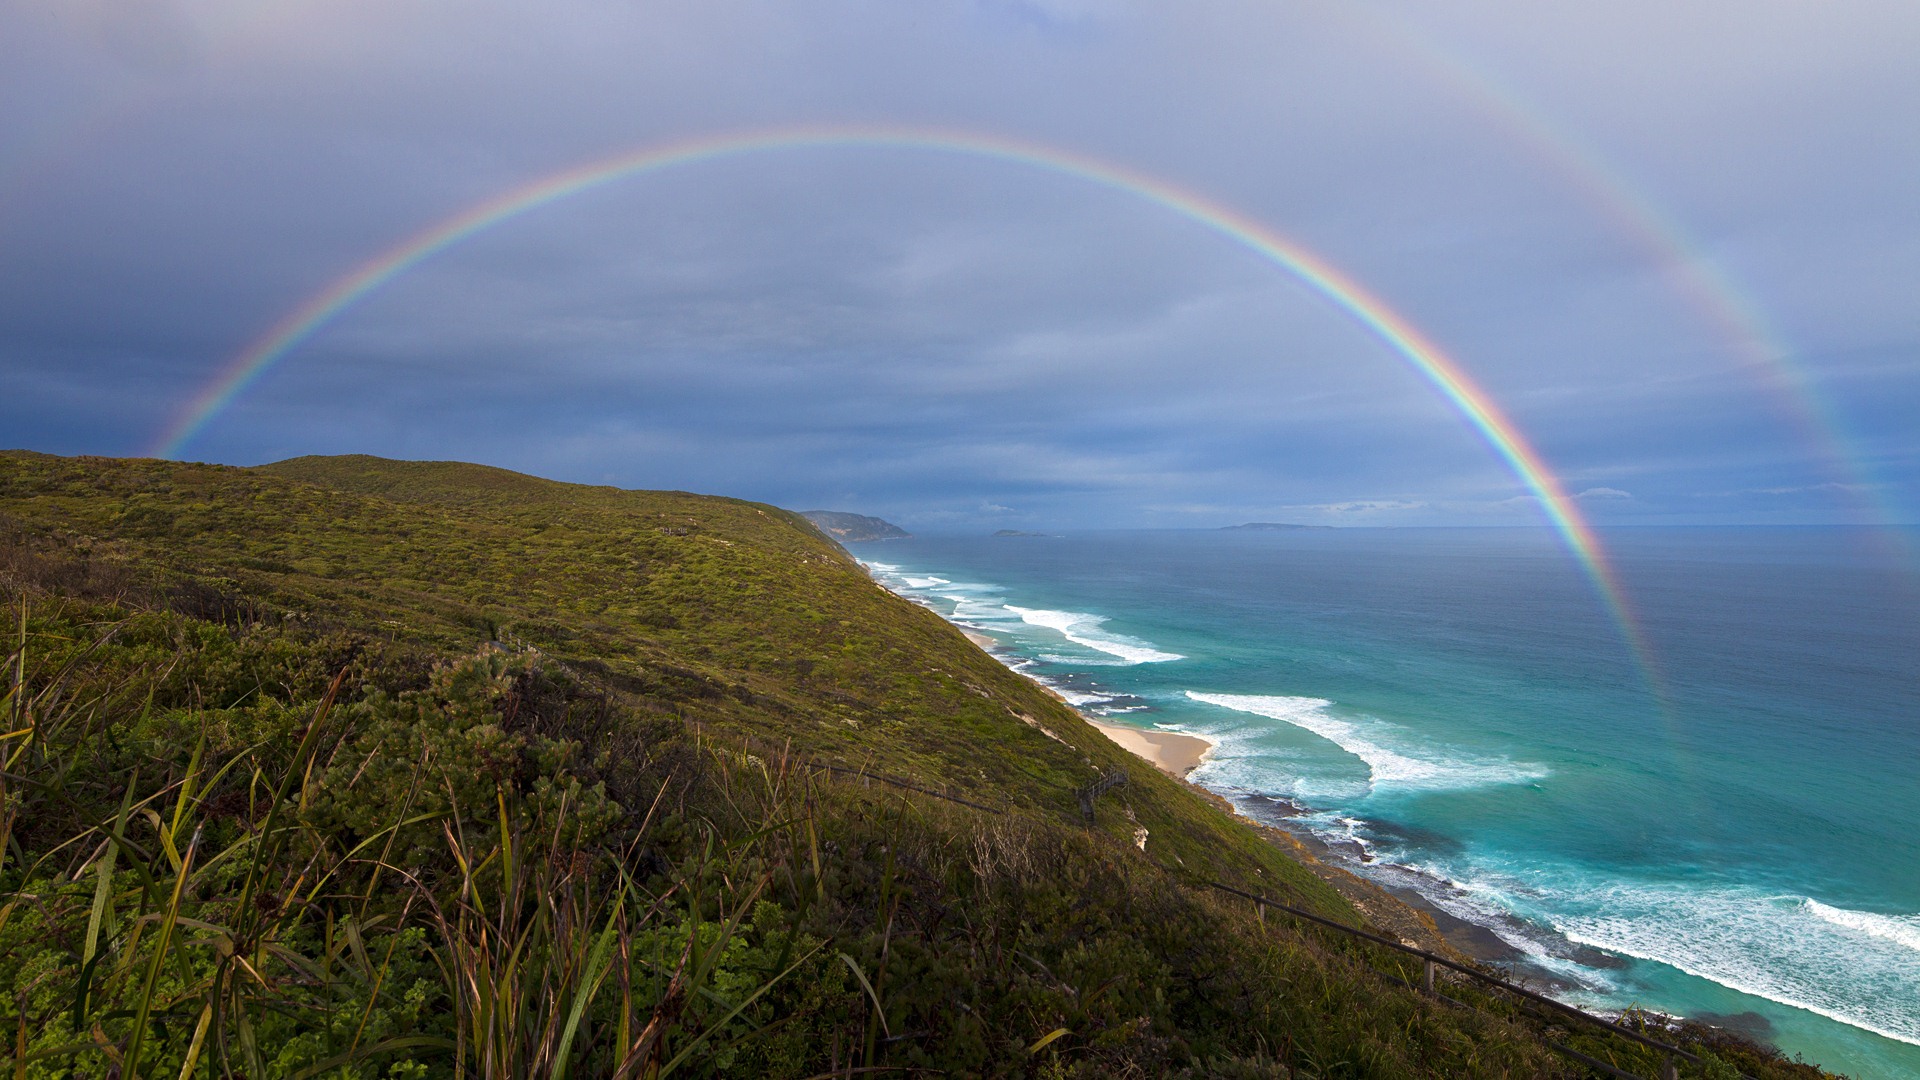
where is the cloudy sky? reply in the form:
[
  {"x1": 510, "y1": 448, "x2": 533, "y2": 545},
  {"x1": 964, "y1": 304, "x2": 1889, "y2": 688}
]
[{"x1": 2, "y1": 0, "x2": 1916, "y2": 530}]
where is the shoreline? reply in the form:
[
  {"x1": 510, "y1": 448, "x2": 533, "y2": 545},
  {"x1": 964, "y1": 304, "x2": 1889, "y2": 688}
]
[
  {"x1": 1086, "y1": 717, "x2": 1214, "y2": 777},
  {"x1": 1228, "y1": 793, "x2": 1633, "y2": 982},
  {"x1": 955, "y1": 626, "x2": 1213, "y2": 777},
  {"x1": 945, "y1": 614, "x2": 1541, "y2": 960},
  {"x1": 879, "y1": 561, "x2": 1870, "y2": 1070},
  {"x1": 1237, "y1": 795, "x2": 1531, "y2": 967},
  {"x1": 954, "y1": 618, "x2": 1540, "y2": 964}
]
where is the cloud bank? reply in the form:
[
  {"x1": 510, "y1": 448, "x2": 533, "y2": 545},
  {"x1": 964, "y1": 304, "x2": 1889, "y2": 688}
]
[{"x1": 1, "y1": 0, "x2": 1915, "y2": 528}]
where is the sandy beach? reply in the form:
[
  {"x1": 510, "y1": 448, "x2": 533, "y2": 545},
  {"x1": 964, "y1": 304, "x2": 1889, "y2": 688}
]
[
  {"x1": 1086, "y1": 718, "x2": 1213, "y2": 777},
  {"x1": 955, "y1": 624, "x2": 1212, "y2": 776}
]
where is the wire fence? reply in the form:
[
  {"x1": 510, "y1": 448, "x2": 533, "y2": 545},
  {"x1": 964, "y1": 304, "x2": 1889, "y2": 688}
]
[
  {"x1": 769, "y1": 750, "x2": 1759, "y2": 1080},
  {"x1": 1200, "y1": 879, "x2": 1729, "y2": 1080}
]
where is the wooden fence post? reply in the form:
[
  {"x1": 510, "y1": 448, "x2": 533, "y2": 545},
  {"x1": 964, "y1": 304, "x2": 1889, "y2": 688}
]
[{"x1": 1074, "y1": 769, "x2": 1129, "y2": 824}]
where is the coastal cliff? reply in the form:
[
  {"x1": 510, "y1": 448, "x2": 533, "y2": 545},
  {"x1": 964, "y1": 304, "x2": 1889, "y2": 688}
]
[
  {"x1": 799, "y1": 509, "x2": 910, "y2": 542},
  {"x1": 0, "y1": 452, "x2": 1828, "y2": 1078}
]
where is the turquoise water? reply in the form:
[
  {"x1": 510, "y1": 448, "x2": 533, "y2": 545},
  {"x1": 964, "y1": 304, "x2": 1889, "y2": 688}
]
[{"x1": 856, "y1": 527, "x2": 1920, "y2": 1078}]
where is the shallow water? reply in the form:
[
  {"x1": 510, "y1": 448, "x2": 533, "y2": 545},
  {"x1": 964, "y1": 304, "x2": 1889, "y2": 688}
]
[{"x1": 858, "y1": 527, "x2": 1920, "y2": 1078}]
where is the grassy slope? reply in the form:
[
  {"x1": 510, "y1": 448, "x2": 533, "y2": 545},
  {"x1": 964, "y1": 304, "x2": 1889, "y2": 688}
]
[
  {"x1": 0, "y1": 451, "x2": 1834, "y2": 1079},
  {"x1": 129, "y1": 452, "x2": 1338, "y2": 897}
]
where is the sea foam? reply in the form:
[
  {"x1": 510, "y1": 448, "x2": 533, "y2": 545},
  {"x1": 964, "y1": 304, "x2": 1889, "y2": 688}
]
[
  {"x1": 1805, "y1": 898, "x2": 1920, "y2": 953},
  {"x1": 1005, "y1": 605, "x2": 1183, "y2": 664},
  {"x1": 1336, "y1": 851, "x2": 1920, "y2": 1046},
  {"x1": 861, "y1": 563, "x2": 1182, "y2": 668},
  {"x1": 1055, "y1": 687, "x2": 1117, "y2": 708},
  {"x1": 1183, "y1": 691, "x2": 1545, "y2": 790},
  {"x1": 1553, "y1": 883, "x2": 1920, "y2": 1047}
]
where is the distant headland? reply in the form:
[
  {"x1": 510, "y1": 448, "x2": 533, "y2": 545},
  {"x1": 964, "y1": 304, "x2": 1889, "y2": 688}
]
[
  {"x1": 992, "y1": 529, "x2": 1059, "y2": 538},
  {"x1": 800, "y1": 510, "x2": 910, "y2": 542}
]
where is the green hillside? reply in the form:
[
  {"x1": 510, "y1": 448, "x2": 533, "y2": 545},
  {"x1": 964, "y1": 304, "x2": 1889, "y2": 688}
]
[{"x1": 0, "y1": 452, "x2": 1831, "y2": 1078}]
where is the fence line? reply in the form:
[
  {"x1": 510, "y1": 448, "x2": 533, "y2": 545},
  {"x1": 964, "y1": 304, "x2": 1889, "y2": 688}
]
[
  {"x1": 812, "y1": 762, "x2": 1006, "y2": 815},
  {"x1": 1075, "y1": 768, "x2": 1129, "y2": 823},
  {"x1": 1203, "y1": 879, "x2": 1748, "y2": 1080},
  {"x1": 739, "y1": 746, "x2": 1745, "y2": 1080}
]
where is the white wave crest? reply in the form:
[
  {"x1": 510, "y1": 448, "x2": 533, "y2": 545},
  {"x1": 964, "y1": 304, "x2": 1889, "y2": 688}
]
[
  {"x1": 1183, "y1": 692, "x2": 1545, "y2": 790},
  {"x1": 1805, "y1": 899, "x2": 1920, "y2": 953},
  {"x1": 1036, "y1": 652, "x2": 1135, "y2": 667},
  {"x1": 1055, "y1": 688, "x2": 1116, "y2": 708},
  {"x1": 1555, "y1": 883, "x2": 1920, "y2": 1047},
  {"x1": 951, "y1": 598, "x2": 1016, "y2": 622},
  {"x1": 1005, "y1": 605, "x2": 1183, "y2": 664}
]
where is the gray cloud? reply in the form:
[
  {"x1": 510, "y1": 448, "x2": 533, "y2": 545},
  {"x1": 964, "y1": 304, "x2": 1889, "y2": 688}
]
[{"x1": 0, "y1": 0, "x2": 1915, "y2": 528}]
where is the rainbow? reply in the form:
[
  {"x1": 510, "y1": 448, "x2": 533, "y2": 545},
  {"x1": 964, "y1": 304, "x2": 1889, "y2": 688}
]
[
  {"x1": 1323, "y1": 2, "x2": 1904, "y2": 532},
  {"x1": 148, "y1": 123, "x2": 1662, "y2": 677}
]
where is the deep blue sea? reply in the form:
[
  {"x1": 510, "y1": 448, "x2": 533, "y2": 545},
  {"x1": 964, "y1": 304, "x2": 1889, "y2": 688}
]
[{"x1": 854, "y1": 527, "x2": 1920, "y2": 1078}]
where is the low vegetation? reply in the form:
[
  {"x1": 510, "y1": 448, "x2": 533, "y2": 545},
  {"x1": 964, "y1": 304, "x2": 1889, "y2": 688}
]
[{"x1": 0, "y1": 451, "x2": 1835, "y2": 1077}]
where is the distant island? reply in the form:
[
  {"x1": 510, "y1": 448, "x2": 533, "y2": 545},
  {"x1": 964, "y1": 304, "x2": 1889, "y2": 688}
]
[
  {"x1": 1220, "y1": 522, "x2": 1334, "y2": 531},
  {"x1": 992, "y1": 528, "x2": 1058, "y2": 538},
  {"x1": 800, "y1": 510, "x2": 911, "y2": 542}
]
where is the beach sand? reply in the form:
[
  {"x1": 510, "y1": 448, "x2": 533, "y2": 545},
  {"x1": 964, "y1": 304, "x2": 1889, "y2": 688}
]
[
  {"x1": 1087, "y1": 719, "x2": 1213, "y2": 777},
  {"x1": 952, "y1": 623, "x2": 1211, "y2": 776}
]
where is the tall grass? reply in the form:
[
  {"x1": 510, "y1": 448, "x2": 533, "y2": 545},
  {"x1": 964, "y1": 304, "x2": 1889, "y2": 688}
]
[{"x1": 0, "y1": 614, "x2": 815, "y2": 1079}]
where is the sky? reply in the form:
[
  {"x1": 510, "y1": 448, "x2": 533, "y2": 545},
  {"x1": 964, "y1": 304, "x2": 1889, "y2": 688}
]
[{"x1": 2, "y1": 0, "x2": 1917, "y2": 532}]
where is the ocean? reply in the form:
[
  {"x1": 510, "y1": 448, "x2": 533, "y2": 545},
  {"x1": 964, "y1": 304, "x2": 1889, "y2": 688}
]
[{"x1": 854, "y1": 527, "x2": 1920, "y2": 1078}]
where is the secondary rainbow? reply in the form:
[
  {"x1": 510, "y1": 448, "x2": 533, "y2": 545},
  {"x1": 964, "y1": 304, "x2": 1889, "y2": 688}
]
[
  {"x1": 149, "y1": 123, "x2": 1662, "y2": 677},
  {"x1": 1318, "y1": 2, "x2": 1903, "y2": 533}
]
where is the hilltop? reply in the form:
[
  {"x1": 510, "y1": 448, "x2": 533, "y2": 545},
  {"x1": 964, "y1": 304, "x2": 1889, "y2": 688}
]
[{"x1": 0, "y1": 452, "x2": 1827, "y2": 1078}]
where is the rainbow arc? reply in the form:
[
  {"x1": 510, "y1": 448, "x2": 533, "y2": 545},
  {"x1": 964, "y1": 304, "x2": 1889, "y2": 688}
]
[{"x1": 149, "y1": 124, "x2": 1665, "y2": 686}]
